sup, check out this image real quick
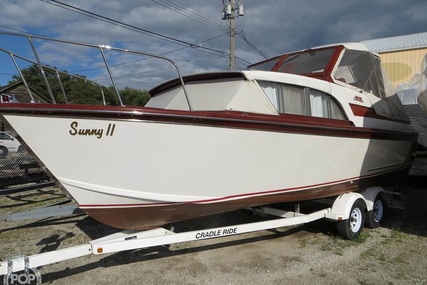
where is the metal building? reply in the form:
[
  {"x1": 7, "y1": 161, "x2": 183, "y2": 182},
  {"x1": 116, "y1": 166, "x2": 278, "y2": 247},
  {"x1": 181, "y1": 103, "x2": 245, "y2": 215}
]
[{"x1": 362, "y1": 32, "x2": 427, "y2": 87}]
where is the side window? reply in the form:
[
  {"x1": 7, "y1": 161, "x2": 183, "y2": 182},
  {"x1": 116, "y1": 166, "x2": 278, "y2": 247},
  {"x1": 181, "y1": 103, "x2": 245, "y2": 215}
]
[
  {"x1": 258, "y1": 81, "x2": 279, "y2": 109},
  {"x1": 309, "y1": 89, "x2": 329, "y2": 118},
  {"x1": 330, "y1": 99, "x2": 347, "y2": 120},
  {"x1": 308, "y1": 89, "x2": 347, "y2": 120},
  {"x1": 258, "y1": 81, "x2": 346, "y2": 120},
  {"x1": 279, "y1": 84, "x2": 305, "y2": 115}
]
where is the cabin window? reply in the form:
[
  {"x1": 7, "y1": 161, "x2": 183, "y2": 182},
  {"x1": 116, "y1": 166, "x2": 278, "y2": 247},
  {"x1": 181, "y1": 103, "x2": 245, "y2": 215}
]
[
  {"x1": 308, "y1": 89, "x2": 346, "y2": 120},
  {"x1": 258, "y1": 81, "x2": 346, "y2": 120},
  {"x1": 309, "y1": 89, "x2": 329, "y2": 118},
  {"x1": 330, "y1": 98, "x2": 347, "y2": 120},
  {"x1": 280, "y1": 85, "x2": 306, "y2": 115}
]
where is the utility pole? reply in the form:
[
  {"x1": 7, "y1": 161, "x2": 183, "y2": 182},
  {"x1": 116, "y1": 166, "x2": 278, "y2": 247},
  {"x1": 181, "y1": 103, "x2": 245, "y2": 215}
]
[
  {"x1": 222, "y1": 1, "x2": 244, "y2": 71},
  {"x1": 229, "y1": 0, "x2": 235, "y2": 71}
]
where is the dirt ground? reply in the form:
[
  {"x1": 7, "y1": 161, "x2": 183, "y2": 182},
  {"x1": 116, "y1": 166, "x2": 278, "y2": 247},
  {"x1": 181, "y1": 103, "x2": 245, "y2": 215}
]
[{"x1": 0, "y1": 156, "x2": 426, "y2": 285}]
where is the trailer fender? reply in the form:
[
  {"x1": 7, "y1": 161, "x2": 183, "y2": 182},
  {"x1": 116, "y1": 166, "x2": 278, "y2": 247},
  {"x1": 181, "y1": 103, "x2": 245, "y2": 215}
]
[
  {"x1": 325, "y1": 193, "x2": 367, "y2": 221},
  {"x1": 360, "y1": 187, "x2": 386, "y2": 212}
]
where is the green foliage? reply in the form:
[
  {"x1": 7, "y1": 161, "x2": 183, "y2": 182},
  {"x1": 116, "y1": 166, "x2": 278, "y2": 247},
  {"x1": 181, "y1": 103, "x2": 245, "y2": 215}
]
[
  {"x1": 120, "y1": 86, "x2": 150, "y2": 106},
  {"x1": 8, "y1": 64, "x2": 150, "y2": 106}
]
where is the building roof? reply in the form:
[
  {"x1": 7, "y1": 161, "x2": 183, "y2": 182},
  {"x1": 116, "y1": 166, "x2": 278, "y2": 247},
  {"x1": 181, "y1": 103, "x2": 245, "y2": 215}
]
[
  {"x1": 0, "y1": 81, "x2": 50, "y2": 103},
  {"x1": 361, "y1": 32, "x2": 427, "y2": 53}
]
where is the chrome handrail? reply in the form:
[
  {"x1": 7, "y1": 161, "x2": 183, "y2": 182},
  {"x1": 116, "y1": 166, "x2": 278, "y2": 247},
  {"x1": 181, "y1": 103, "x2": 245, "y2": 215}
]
[
  {"x1": 0, "y1": 32, "x2": 192, "y2": 109},
  {"x1": 0, "y1": 47, "x2": 106, "y2": 105}
]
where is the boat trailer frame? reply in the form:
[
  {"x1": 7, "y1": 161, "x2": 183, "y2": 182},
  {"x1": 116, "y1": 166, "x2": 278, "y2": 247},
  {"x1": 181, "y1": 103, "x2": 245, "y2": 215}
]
[{"x1": 0, "y1": 187, "x2": 385, "y2": 276}]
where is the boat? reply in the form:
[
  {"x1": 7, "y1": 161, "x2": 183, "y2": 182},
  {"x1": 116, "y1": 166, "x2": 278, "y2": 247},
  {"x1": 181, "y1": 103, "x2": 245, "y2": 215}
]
[
  {"x1": 0, "y1": 33, "x2": 417, "y2": 230},
  {"x1": 418, "y1": 53, "x2": 427, "y2": 115},
  {"x1": 396, "y1": 73, "x2": 427, "y2": 149}
]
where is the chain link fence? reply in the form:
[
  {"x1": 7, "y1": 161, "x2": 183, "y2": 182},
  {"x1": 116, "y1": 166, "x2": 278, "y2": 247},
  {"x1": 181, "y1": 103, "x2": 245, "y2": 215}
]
[{"x1": 0, "y1": 126, "x2": 49, "y2": 188}]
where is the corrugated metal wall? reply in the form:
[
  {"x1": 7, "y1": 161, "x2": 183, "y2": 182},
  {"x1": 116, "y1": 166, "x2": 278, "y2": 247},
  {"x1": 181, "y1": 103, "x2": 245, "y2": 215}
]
[{"x1": 379, "y1": 48, "x2": 427, "y2": 87}]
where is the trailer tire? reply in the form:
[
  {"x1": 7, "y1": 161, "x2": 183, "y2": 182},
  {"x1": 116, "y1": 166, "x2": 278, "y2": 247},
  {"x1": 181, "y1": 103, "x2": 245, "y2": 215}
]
[
  {"x1": 337, "y1": 198, "x2": 365, "y2": 240},
  {"x1": 366, "y1": 194, "x2": 386, "y2": 228},
  {"x1": 0, "y1": 146, "x2": 8, "y2": 158}
]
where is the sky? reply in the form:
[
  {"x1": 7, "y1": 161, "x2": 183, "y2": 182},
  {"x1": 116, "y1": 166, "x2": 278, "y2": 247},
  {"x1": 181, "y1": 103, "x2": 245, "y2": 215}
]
[{"x1": 0, "y1": 0, "x2": 426, "y2": 91}]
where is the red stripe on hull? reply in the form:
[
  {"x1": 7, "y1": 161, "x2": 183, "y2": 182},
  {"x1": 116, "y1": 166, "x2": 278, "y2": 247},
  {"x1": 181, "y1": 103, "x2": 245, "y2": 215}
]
[
  {"x1": 81, "y1": 167, "x2": 410, "y2": 230},
  {"x1": 0, "y1": 103, "x2": 417, "y2": 141},
  {"x1": 349, "y1": 103, "x2": 408, "y2": 124}
]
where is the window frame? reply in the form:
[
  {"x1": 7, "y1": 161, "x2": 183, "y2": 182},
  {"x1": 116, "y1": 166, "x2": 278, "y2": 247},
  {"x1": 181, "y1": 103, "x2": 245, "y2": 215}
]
[{"x1": 258, "y1": 81, "x2": 347, "y2": 120}]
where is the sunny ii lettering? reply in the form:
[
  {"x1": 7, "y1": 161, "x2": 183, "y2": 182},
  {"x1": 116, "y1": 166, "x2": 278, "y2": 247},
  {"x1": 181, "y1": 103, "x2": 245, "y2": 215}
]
[{"x1": 69, "y1": 121, "x2": 116, "y2": 139}]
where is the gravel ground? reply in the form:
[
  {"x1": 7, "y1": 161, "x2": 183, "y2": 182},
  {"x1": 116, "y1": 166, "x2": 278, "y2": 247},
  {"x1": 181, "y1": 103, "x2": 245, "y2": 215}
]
[{"x1": 0, "y1": 156, "x2": 426, "y2": 285}]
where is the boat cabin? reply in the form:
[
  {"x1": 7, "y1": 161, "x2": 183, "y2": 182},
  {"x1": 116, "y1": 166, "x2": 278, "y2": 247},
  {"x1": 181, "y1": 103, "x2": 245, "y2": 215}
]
[
  {"x1": 248, "y1": 43, "x2": 391, "y2": 100},
  {"x1": 147, "y1": 43, "x2": 408, "y2": 124}
]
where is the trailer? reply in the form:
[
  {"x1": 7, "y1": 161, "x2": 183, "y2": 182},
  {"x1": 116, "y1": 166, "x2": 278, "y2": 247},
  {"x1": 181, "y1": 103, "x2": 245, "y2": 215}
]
[{"x1": 0, "y1": 187, "x2": 387, "y2": 279}]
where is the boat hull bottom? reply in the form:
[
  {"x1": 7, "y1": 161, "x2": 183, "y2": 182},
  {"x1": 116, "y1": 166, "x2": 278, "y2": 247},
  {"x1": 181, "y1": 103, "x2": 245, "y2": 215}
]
[{"x1": 81, "y1": 168, "x2": 410, "y2": 230}]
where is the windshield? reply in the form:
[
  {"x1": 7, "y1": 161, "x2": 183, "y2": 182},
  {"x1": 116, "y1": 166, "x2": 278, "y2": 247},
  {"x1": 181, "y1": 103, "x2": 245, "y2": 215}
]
[
  {"x1": 277, "y1": 48, "x2": 335, "y2": 74},
  {"x1": 248, "y1": 48, "x2": 336, "y2": 75},
  {"x1": 248, "y1": 56, "x2": 281, "y2": 71}
]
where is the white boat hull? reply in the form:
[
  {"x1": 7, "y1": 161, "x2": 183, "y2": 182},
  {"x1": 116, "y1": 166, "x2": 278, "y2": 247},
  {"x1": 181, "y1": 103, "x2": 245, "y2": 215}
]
[{"x1": 1, "y1": 110, "x2": 415, "y2": 229}]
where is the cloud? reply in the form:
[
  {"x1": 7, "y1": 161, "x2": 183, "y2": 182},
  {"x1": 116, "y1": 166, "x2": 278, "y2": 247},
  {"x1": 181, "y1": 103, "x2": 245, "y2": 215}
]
[{"x1": 1, "y1": 0, "x2": 426, "y2": 90}]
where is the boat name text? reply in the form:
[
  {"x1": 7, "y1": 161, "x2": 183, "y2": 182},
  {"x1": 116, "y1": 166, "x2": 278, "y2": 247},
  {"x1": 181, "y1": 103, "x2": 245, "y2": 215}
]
[
  {"x1": 69, "y1": 121, "x2": 116, "y2": 139},
  {"x1": 195, "y1": 227, "x2": 237, "y2": 240}
]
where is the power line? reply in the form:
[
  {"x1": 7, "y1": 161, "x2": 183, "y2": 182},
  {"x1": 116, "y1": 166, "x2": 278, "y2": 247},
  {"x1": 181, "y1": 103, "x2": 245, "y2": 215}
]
[
  {"x1": 71, "y1": 32, "x2": 245, "y2": 74},
  {"x1": 37, "y1": 0, "x2": 259, "y2": 70},
  {"x1": 289, "y1": 0, "x2": 321, "y2": 27},
  {"x1": 150, "y1": 0, "x2": 261, "y2": 67},
  {"x1": 94, "y1": 55, "x2": 229, "y2": 82},
  {"x1": 237, "y1": 31, "x2": 269, "y2": 59},
  {"x1": 39, "y1": 0, "x2": 231, "y2": 59},
  {"x1": 150, "y1": 0, "x2": 226, "y2": 32},
  {"x1": 244, "y1": 0, "x2": 300, "y2": 50},
  {"x1": 271, "y1": 0, "x2": 310, "y2": 34}
]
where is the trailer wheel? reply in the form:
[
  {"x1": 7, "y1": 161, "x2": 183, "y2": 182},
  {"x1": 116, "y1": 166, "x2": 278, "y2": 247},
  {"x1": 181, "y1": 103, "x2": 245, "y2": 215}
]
[
  {"x1": 366, "y1": 194, "x2": 386, "y2": 228},
  {"x1": 0, "y1": 146, "x2": 8, "y2": 158},
  {"x1": 337, "y1": 199, "x2": 365, "y2": 240}
]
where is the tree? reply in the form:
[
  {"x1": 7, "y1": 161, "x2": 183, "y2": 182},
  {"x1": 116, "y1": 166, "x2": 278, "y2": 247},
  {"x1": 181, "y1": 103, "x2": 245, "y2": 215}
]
[
  {"x1": 8, "y1": 64, "x2": 150, "y2": 106},
  {"x1": 119, "y1": 87, "x2": 150, "y2": 106}
]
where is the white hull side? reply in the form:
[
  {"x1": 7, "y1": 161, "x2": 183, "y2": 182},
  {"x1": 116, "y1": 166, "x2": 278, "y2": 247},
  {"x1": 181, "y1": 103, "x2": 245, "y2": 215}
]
[{"x1": 4, "y1": 115, "x2": 413, "y2": 206}]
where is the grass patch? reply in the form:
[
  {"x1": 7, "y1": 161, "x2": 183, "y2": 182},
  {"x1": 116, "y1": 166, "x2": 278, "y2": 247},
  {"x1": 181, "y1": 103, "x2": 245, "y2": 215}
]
[
  {"x1": 353, "y1": 231, "x2": 370, "y2": 244},
  {"x1": 390, "y1": 228, "x2": 406, "y2": 241}
]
